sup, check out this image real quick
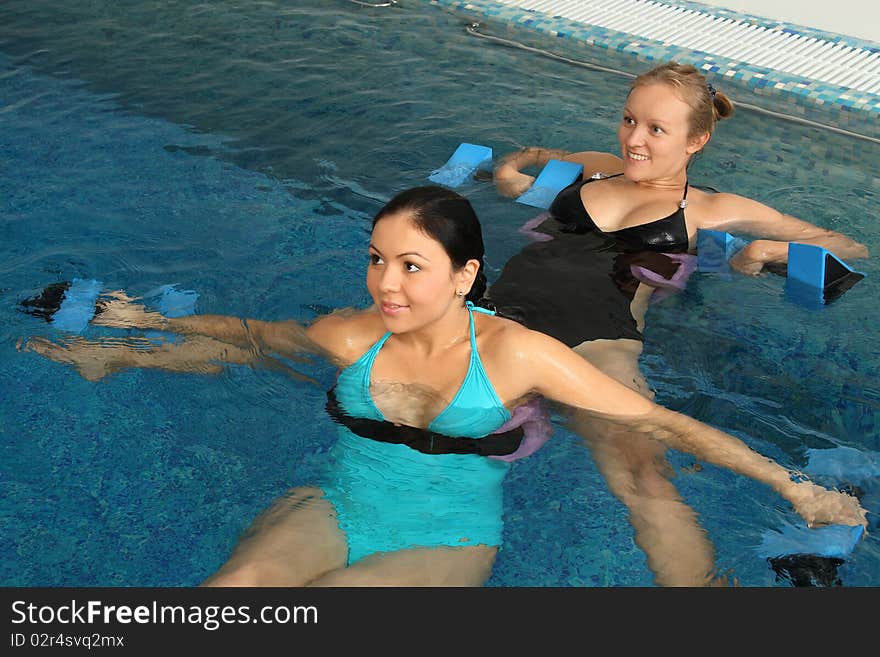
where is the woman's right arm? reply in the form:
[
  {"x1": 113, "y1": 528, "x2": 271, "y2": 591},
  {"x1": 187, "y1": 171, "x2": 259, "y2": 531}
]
[
  {"x1": 93, "y1": 291, "x2": 371, "y2": 362},
  {"x1": 23, "y1": 300, "x2": 379, "y2": 381},
  {"x1": 92, "y1": 292, "x2": 320, "y2": 358},
  {"x1": 169, "y1": 315, "x2": 320, "y2": 359},
  {"x1": 493, "y1": 148, "x2": 623, "y2": 197}
]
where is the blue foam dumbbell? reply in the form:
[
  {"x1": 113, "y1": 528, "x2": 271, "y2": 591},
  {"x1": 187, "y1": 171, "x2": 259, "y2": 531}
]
[
  {"x1": 428, "y1": 143, "x2": 493, "y2": 188},
  {"x1": 515, "y1": 159, "x2": 584, "y2": 209}
]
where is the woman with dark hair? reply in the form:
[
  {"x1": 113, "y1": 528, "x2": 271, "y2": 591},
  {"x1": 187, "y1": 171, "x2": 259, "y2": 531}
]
[
  {"x1": 484, "y1": 61, "x2": 869, "y2": 585},
  {"x1": 24, "y1": 185, "x2": 866, "y2": 586}
]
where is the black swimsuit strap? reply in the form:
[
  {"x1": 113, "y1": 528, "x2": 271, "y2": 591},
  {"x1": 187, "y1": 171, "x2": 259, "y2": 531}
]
[
  {"x1": 325, "y1": 388, "x2": 524, "y2": 457},
  {"x1": 598, "y1": 173, "x2": 688, "y2": 202},
  {"x1": 582, "y1": 172, "x2": 623, "y2": 184}
]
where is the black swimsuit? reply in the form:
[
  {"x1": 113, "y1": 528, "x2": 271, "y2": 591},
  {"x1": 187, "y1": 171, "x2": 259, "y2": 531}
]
[
  {"x1": 484, "y1": 173, "x2": 691, "y2": 346},
  {"x1": 548, "y1": 173, "x2": 690, "y2": 252}
]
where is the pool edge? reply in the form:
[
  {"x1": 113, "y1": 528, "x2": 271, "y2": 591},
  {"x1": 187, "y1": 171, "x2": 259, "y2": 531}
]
[{"x1": 426, "y1": 0, "x2": 880, "y2": 141}]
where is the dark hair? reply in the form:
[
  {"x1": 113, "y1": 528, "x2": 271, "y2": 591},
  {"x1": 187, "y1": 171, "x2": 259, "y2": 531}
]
[
  {"x1": 372, "y1": 186, "x2": 487, "y2": 302},
  {"x1": 631, "y1": 61, "x2": 734, "y2": 138}
]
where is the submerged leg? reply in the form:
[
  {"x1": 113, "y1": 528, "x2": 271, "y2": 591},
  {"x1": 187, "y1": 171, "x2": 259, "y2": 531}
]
[
  {"x1": 307, "y1": 545, "x2": 498, "y2": 587},
  {"x1": 23, "y1": 335, "x2": 260, "y2": 381},
  {"x1": 202, "y1": 486, "x2": 349, "y2": 587},
  {"x1": 571, "y1": 338, "x2": 722, "y2": 587}
]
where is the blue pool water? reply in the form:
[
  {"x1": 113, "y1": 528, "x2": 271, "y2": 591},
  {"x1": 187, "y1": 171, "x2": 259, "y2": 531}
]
[{"x1": 1, "y1": 0, "x2": 878, "y2": 587}]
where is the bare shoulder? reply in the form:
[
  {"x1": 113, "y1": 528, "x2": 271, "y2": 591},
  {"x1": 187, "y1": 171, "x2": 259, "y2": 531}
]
[
  {"x1": 475, "y1": 312, "x2": 569, "y2": 370},
  {"x1": 474, "y1": 312, "x2": 532, "y2": 357},
  {"x1": 474, "y1": 312, "x2": 623, "y2": 406},
  {"x1": 306, "y1": 306, "x2": 385, "y2": 363},
  {"x1": 565, "y1": 150, "x2": 624, "y2": 176},
  {"x1": 472, "y1": 313, "x2": 545, "y2": 399},
  {"x1": 689, "y1": 188, "x2": 738, "y2": 211},
  {"x1": 688, "y1": 189, "x2": 778, "y2": 230}
]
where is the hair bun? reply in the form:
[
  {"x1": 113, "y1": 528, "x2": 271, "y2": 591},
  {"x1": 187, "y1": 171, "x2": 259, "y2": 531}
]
[{"x1": 713, "y1": 90, "x2": 735, "y2": 120}]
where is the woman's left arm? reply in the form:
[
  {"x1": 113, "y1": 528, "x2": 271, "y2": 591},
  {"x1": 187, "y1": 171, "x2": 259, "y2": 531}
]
[
  {"x1": 701, "y1": 193, "x2": 869, "y2": 274},
  {"x1": 509, "y1": 327, "x2": 868, "y2": 528}
]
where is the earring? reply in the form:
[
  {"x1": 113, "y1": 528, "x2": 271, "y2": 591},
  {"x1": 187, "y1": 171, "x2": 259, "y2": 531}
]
[{"x1": 456, "y1": 290, "x2": 464, "y2": 297}]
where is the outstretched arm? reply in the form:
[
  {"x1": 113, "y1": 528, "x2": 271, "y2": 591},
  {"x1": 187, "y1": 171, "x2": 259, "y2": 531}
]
[
  {"x1": 31, "y1": 291, "x2": 383, "y2": 378},
  {"x1": 703, "y1": 193, "x2": 868, "y2": 274},
  {"x1": 508, "y1": 327, "x2": 867, "y2": 528},
  {"x1": 493, "y1": 147, "x2": 623, "y2": 197},
  {"x1": 21, "y1": 294, "x2": 379, "y2": 381},
  {"x1": 20, "y1": 333, "x2": 318, "y2": 383},
  {"x1": 92, "y1": 290, "x2": 329, "y2": 360}
]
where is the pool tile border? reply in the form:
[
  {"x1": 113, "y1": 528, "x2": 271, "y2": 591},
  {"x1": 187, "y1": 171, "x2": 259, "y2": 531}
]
[{"x1": 426, "y1": 0, "x2": 880, "y2": 139}]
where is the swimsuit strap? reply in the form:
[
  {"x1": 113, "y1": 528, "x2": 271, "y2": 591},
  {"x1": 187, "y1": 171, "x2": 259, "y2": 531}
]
[
  {"x1": 466, "y1": 301, "x2": 498, "y2": 346},
  {"x1": 587, "y1": 172, "x2": 623, "y2": 181},
  {"x1": 464, "y1": 300, "x2": 495, "y2": 348},
  {"x1": 360, "y1": 304, "x2": 491, "y2": 405},
  {"x1": 468, "y1": 301, "x2": 478, "y2": 349},
  {"x1": 592, "y1": 173, "x2": 688, "y2": 203},
  {"x1": 591, "y1": 172, "x2": 688, "y2": 205},
  {"x1": 360, "y1": 331, "x2": 392, "y2": 389},
  {"x1": 466, "y1": 300, "x2": 496, "y2": 315}
]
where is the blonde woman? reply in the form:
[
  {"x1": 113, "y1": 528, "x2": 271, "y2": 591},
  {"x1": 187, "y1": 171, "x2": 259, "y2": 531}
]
[{"x1": 485, "y1": 61, "x2": 869, "y2": 585}]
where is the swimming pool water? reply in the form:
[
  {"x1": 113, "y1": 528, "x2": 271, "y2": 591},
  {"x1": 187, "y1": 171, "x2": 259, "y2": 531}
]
[{"x1": 1, "y1": 0, "x2": 878, "y2": 587}]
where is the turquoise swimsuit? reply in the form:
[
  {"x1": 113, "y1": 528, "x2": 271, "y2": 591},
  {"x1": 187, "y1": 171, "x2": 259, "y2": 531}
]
[{"x1": 320, "y1": 303, "x2": 512, "y2": 564}]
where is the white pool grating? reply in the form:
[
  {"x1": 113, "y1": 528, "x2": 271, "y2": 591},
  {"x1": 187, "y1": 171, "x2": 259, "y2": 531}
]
[{"x1": 493, "y1": 0, "x2": 880, "y2": 94}]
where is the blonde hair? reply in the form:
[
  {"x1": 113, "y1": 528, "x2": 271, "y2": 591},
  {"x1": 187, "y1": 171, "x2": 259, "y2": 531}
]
[{"x1": 630, "y1": 62, "x2": 734, "y2": 138}]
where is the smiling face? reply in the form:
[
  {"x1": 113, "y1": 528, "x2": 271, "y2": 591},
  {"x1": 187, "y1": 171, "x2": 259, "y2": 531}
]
[
  {"x1": 367, "y1": 210, "x2": 476, "y2": 334},
  {"x1": 617, "y1": 82, "x2": 710, "y2": 183}
]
